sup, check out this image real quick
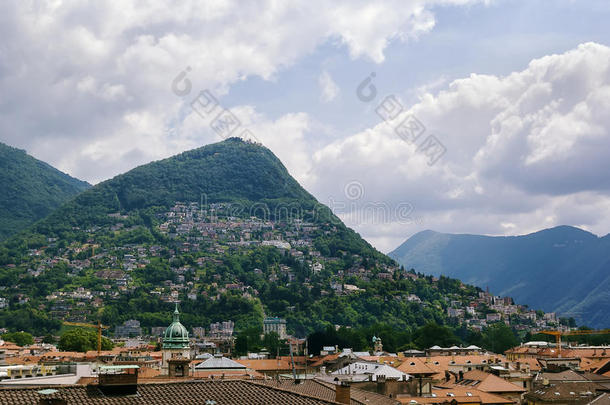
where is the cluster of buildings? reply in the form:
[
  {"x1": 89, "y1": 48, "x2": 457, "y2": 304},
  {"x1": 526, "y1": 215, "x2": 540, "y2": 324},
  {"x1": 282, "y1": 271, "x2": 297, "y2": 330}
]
[
  {"x1": 0, "y1": 306, "x2": 608, "y2": 404},
  {"x1": 0, "y1": 200, "x2": 561, "y2": 338},
  {"x1": 447, "y1": 291, "x2": 563, "y2": 333}
]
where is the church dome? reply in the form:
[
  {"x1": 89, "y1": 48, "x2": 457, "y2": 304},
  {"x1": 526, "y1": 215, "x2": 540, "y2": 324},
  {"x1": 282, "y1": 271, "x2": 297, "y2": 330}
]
[{"x1": 162, "y1": 304, "x2": 190, "y2": 349}]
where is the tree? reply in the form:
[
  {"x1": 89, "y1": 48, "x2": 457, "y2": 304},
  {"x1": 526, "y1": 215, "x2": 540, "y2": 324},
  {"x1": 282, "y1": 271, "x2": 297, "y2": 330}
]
[
  {"x1": 413, "y1": 323, "x2": 459, "y2": 349},
  {"x1": 262, "y1": 332, "x2": 284, "y2": 357},
  {"x1": 482, "y1": 323, "x2": 518, "y2": 354},
  {"x1": 235, "y1": 326, "x2": 263, "y2": 356},
  {"x1": 58, "y1": 328, "x2": 113, "y2": 352},
  {"x1": 42, "y1": 335, "x2": 56, "y2": 344},
  {"x1": 2, "y1": 331, "x2": 34, "y2": 347}
]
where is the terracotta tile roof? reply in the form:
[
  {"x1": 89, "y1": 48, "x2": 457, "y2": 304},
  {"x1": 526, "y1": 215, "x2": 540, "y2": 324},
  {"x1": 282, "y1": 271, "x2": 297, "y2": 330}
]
[
  {"x1": 590, "y1": 392, "x2": 610, "y2": 405},
  {"x1": 137, "y1": 367, "x2": 161, "y2": 378},
  {"x1": 397, "y1": 394, "x2": 483, "y2": 404},
  {"x1": 235, "y1": 358, "x2": 299, "y2": 371},
  {"x1": 397, "y1": 355, "x2": 502, "y2": 379},
  {"x1": 311, "y1": 354, "x2": 341, "y2": 368},
  {"x1": 399, "y1": 387, "x2": 514, "y2": 405},
  {"x1": 454, "y1": 370, "x2": 527, "y2": 393},
  {"x1": 257, "y1": 378, "x2": 399, "y2": 405},
  {"x1": 538, "y1": 370, "x2": 590, "y2": 383},
  {"x1": 587, "y1": 359, "x2": 610, "y2": 374},
  {"x1": 525, "y1": 382, "x2": 606, "y2": 402},
  {"x1": 512, "y1": 357, "x2": 541, "y2": 371},
  {"x1": 38, "y1": 351, "x2": 86, "y2": 361},
  {"x1": 0, "y1": 342, "x2": 21, "y2": 351},
  {"x1": 561, "y1": 348, "x2": 610, "y2": 359},
  {"x1": 279, "y1": 355, "x2": 307, "y2": 365},
  {"x1": 0, "y1": 380, "x2": 343, "y2": 404},
  {"x1": 3, "y1": 355, "x2": 41, "y2": 365},
  {"x1": 508, "y1": 346, "x2": 610, "y2": 360},
  {"x1": 84, "y1": 350, "x2": 117, "y2": 358},
  {"x1": 396, "y1": 358, "x2": 437, "y2": 375},
  {"x1": 315, "y1": 379, "x2": 400, "y2": 405},
  {"x1": 583, "y1": 372, "x2": 610, "y2": 384},
  {"x1": 505, "y1": 346, "x2": 531, "y2": 355}
]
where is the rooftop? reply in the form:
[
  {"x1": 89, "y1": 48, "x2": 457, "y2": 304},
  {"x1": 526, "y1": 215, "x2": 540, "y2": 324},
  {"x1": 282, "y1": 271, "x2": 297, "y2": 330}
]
[
  {"x1": 0, "y1": 380, "x2": 345, "y2": 404},
  {"x1": 195, "y1": 356, "x2": 247, "y2": 370}
]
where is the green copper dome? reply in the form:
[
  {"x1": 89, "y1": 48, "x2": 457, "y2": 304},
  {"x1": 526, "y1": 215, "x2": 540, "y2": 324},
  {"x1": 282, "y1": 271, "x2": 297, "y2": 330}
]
[{"x1": 162, "y1": 304, "x2": 190, "y2": 349}]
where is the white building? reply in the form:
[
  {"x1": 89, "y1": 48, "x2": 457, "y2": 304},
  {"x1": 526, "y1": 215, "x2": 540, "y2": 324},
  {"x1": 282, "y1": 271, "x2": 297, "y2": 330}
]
[
  {"x1": 263, "y1": 317, "x2": 287, "y2": 339},
  {"x1": 332, "y1": 361, "x2": 410, "y2": 382}
]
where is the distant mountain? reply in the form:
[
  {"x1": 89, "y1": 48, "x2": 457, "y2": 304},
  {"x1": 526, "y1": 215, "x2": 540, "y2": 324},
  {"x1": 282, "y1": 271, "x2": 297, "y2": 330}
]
[
  {"x1": 389, "y1": 226, "x2": 610, "y2": 328},
  {"x1": 0, "y1": 142, "x2": 90, "y2": 240}
]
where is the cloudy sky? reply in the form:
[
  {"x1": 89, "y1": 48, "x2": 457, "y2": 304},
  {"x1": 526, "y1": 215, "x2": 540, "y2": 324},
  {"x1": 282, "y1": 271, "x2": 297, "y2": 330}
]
[{"x1": 1, "y1": 0, "x2": 610, "y2": 252}]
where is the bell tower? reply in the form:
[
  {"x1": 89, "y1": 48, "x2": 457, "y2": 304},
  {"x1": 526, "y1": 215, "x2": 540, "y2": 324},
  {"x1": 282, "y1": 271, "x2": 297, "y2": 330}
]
[{"x1": 161, "y1": 303, "x2": 191, "y2": 374}]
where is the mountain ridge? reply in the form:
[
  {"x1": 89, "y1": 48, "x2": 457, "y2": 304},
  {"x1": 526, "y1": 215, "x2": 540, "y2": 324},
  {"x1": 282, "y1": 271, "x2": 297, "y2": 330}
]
[
  {"x1": 0, "y1": 142, "x2": 90, "y2": 241},
  {"x1": 389, "y1": 225, "x2": 610, "y2": 327}
]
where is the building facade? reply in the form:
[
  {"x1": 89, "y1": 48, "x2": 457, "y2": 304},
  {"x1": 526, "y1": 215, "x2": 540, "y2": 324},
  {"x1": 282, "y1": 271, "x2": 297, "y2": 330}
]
[{"x1": 263, "y1": 317, "x2": 287, "y2": 339}]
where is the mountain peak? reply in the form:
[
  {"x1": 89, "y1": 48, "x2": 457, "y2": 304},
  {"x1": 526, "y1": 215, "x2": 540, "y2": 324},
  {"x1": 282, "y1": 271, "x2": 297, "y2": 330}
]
[
  {"x1": 88, "y1": 138, "x2": 314, "y2": 212},
  {"x1": 528, "y1": 225, "x2": 597, "y2": 239},
  {"x1": 9, "y1": 138, "x2": 325, "y2": 240}
]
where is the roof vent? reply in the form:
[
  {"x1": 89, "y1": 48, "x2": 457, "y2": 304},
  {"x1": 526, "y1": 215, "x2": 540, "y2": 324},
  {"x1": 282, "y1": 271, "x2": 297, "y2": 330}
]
[{"x1": 37, "y1": 389, "x2": 66, "y2": 405}]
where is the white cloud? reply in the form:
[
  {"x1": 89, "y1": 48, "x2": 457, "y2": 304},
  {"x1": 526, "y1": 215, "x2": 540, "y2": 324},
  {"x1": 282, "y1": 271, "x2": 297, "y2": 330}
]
[
  {"x1": 319, "y1": 71, "x2": 340, "y2": 103},
  {"x1": 0, "y1": 0, "x2": 487, "y2": 184},
  {"x1": 307, "y1": 42, "x2": 610, "y2": 251}
]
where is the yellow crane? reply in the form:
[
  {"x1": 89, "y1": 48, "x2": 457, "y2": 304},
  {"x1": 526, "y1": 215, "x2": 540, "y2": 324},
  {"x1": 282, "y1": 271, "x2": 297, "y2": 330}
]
[
  {"x1": 539, "y1": 329, "x2": 610, "y2": 356},
  {"x1": 62, "y1": 321, "x2": 109, "y2": 355}
]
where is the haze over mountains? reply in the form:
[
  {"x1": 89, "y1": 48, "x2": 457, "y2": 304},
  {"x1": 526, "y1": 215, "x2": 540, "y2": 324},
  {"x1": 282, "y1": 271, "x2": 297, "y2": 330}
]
[
  {"x1": 389, "y1": 226, "x2": 610, "y2": 328},
  {"x1": 0, "y1": 142, "x2": 90, "y2": 240}
]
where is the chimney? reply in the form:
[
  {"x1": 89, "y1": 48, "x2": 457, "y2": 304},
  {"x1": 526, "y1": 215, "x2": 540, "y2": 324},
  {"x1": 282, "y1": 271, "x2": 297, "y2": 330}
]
[
  {"x1": 98, "y1": 366, "x2": 139, "y2": 396},
  {"x1": 335, "y1": 381, "x2": 351, "y2": 404}
]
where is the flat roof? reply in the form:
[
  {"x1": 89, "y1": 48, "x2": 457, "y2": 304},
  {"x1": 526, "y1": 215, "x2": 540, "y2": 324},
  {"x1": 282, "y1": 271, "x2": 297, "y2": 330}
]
[{"x1": 99, "y1": 365, "x2": 140, "y2": 370}]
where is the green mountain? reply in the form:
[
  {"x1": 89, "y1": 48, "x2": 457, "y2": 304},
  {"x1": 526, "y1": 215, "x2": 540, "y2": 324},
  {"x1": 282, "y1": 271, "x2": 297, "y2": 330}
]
[
  {"x1": 389, "y1": 226, "x2": 610, "y2": 328},
  {"x1": 0, "y1": 142, "x2": 90, "y2": 241},
  {"x1": 0, "y1": 139, "x2": 552, "y2": 347}
]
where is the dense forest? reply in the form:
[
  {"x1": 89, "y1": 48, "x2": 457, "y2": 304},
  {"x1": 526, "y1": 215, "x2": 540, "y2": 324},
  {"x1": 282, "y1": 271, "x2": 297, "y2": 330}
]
[{"x1": 0, "y1": 142, "x2": 90, "y2": 240}]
